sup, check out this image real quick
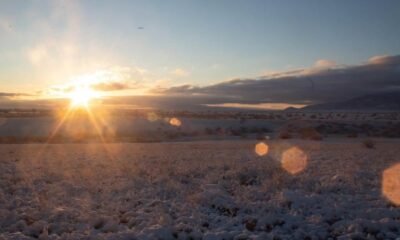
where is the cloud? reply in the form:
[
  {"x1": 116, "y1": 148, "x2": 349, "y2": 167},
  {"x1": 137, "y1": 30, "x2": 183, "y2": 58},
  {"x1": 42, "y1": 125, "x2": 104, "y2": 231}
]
[
  {"x1": 5, "y1": 54, "x2": 400, "y2": 111},
  {"x1": 153, "y1": 84, "x2": 199, "y2": 93},
  {"x1": 91, "y1": 82, "x2": 130, "y2": 91},
  {"x1": 156, "y1": 54, "x2": 400, "y2": 106},
  {"x1": 206, "y1": 103, "x2": 307, "y2": 110},
  {"x1": 0, "y1": 92, "x2": 32, "y2": 99},
  {"x1": 27, "y1": 45, "x2": 49, "y2": 65},
  {"x1": 314, "y1": 59, "x2": 336, "y2": 68},
  {"x1": 45, "y1": 66, "x2": 145, "y2": 98},
  {"x1": 367, "y1": 55, "x2": 400, "y2": 65},
  {"x1": 0, "y1": 18, "x2": 13, "y2": 33},
  {"x1": 0, "y1": 92, "x2": 28, "y2": 97},
  {"x1": 85, "y1": 67, "x2": 146, "y2": 91},
  {"x1": 171, "y1": 68, "x2": 190, "y2": 77}
]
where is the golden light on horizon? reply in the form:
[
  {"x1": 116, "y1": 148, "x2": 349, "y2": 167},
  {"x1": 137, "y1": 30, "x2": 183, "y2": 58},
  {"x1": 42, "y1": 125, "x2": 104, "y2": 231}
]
[
  {"x1": 255, "y1": 142, "x2": 269, "y2": 156},
  {"x1": 281, "y1": 146, "x2": 307, "y2": 174},
  {"x1": 68, "y1": 84, "x2": 99, "y2": 108},
  {"x1": 382, "y1": 163, "x2": 400, "y2": 205}
]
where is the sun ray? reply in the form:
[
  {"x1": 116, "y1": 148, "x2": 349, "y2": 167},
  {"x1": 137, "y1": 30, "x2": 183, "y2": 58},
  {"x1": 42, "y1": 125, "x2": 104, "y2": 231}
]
[
  {"x1": 31, "y1": 73, "x2": 118, "y2": 167},
  {"x1": 86, "y1": 107, "x2": 118, "y2": 162},
  {"x1": 46, "y1": 108, "x2": 73, "y2": 143}
]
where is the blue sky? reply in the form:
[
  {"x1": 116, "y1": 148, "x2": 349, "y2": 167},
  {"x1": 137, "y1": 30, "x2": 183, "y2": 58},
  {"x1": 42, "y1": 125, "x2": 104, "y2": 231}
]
[{"x1": 1, "y1": 0, "x2": 400, "y2": 98}]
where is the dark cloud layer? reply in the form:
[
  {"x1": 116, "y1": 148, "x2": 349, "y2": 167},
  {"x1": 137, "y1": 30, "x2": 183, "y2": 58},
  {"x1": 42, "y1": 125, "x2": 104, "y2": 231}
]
[
  {"x1": 1, "y1": 55, "x2": 400, "y2": 110},
  {"x1": 157, "y1": 55, "x2": 400, "y2": 105},
  {"x1": 0, "y1": 92, "x2": 31, "y2": 99},
  {"x1": 91, "y1": 82, "x2": 131, "y2": 91}
]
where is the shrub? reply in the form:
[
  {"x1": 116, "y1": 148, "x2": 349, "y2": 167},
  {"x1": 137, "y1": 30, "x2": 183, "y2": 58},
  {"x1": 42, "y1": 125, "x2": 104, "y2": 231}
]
[
  {"x1": 299, "y1": 127, "x2": 323, "y2": 140},
  {"x1": 256, "y1": 133, "x2": 265, "y2": 140},
  {"x1": 278, "y1": 130, "x2": 292, "y2": 139},
  {"x1": 347, "y1": 132, "x2": 358, "y2": 138},
  {"x1": 363, "y1": 139, "x2": 375, "y2": 149},
  {"x1": 238, "y1": 169, "x2": 260, "y2": 186}
]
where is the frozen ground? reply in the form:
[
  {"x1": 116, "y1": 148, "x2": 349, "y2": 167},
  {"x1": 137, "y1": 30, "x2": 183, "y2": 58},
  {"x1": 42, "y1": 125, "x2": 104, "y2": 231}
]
[{"x1": 0, "y1": 139, "x2": 400, "y2": 239}]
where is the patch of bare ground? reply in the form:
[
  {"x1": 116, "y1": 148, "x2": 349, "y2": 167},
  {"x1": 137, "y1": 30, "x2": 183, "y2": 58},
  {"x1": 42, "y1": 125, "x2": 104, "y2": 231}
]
[{"x1": 0, "y1": 139, "x2": 399, "y2": 239}]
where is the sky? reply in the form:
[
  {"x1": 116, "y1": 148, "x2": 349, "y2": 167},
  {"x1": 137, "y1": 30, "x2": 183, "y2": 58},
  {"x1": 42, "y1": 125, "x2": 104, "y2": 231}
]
[{"x1": 1, "y1": 0, "x2": 400, "y2": 109}]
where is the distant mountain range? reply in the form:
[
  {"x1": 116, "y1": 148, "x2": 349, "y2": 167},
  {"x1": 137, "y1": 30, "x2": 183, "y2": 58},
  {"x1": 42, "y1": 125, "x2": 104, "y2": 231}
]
[{"x1": 303, "y1": 91, "x2": 400, "y2": 111}]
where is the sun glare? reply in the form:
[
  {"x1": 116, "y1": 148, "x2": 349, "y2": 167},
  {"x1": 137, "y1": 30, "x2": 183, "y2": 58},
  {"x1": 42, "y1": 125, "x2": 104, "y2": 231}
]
[{"x1": 68, "y1": 85, "x2": 98, "y2": 108}]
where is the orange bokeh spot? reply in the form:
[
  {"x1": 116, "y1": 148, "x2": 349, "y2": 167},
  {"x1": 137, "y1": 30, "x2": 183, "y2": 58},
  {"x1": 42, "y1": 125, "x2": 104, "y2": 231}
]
[
  {"x1": 382, "y1": 163, "x2": 400, "y2": 205},
  {"x1": 281, "y1": 146, "x2": 307, "y2": 174},
  {"x1": 169, "y1": 117, "x2": 182, "y2": 127},
  {"x1": 147, "y1": 112, "x2": 159, "y2": 122},
  {"x1": 255, "y1": 142, "x2": 269, "y2": 156}
]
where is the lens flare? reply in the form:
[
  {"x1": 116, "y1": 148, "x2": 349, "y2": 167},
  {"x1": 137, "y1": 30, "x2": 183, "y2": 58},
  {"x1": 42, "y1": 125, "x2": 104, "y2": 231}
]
[
  {"x1": 281, "y1": 146, "x2": 308, "y2": 174},
  {"x1": 382, "y1": 163, "x2": 400, "y2": 205},
  {"x1": 169, "y1": 117, "x2": 182, "y2": 127},
  {"x1": 147, "y1": 112, "x2": 159, "y2": 122},
  {"x1": 255, "y1": 142, "x2": 269, "y2": 156}
]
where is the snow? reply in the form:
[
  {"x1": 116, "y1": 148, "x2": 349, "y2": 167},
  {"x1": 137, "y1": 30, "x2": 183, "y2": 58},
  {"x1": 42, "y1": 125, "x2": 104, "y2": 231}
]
[{"x1": 0, "y1": 139, "x2": 400, "y2": 239}]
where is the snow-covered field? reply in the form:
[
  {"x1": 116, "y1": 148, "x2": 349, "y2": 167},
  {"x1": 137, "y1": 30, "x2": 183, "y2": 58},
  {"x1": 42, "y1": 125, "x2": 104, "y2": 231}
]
[{"x1": 1, "y1": 140, "x2": 400, "y2": 239}]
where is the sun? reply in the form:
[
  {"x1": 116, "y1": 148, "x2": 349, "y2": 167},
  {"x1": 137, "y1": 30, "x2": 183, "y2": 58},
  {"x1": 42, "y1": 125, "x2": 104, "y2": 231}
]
[{"x1": 68, "y1": 85, "x2": 98, "y2": 108}]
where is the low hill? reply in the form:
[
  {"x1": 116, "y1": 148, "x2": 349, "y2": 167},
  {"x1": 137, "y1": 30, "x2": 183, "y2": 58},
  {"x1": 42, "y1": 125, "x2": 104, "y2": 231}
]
[{"x1": 303, "y1": 91, "x2": 400, "y2": 111}]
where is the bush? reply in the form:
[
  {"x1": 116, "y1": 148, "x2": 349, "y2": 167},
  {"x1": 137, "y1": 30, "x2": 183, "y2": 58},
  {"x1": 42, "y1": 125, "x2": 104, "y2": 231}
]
[
  {"x1": 299, "y1": 127, "x2": 323, "y2": 140},
  {"x1": 347, "y1": 132, "x2": 358, "y2": 138},
  {"x1": 256, "y1": 133, "x2": 266, "y2": 140},
  {"x1": 278, "y1": 129, "x2": 292, "y2": 139},
  {"x1": 363, "y1": 139, "x2": 375, "y2": 149}
]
